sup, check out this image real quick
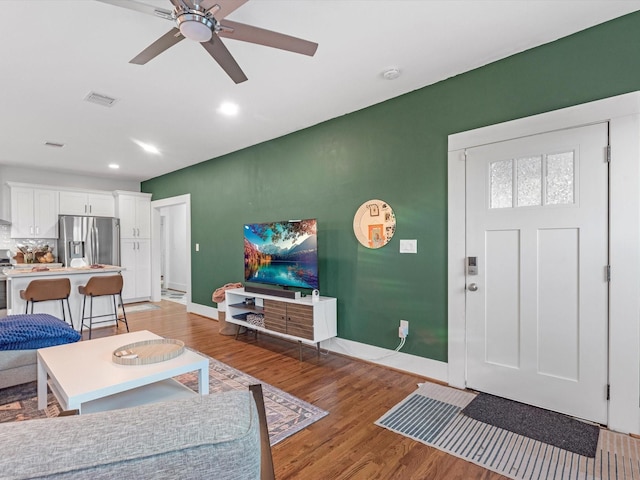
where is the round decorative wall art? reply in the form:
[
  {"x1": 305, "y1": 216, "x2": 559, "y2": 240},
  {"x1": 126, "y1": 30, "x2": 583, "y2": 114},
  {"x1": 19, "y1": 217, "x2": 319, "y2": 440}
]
[{"x1": 353, "y1": 199, "x2": 396, "y2": 249}]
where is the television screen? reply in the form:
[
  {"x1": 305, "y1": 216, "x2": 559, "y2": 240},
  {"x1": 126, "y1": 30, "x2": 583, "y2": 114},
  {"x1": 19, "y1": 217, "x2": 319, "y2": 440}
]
[{"x1": 244, "y1": 219, "x2": 318, "y2": 290}]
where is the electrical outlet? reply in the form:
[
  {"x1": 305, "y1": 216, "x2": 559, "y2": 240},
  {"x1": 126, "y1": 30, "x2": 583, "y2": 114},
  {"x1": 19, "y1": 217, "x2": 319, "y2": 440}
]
[{"x1": 399, "y1": 320, "x2": 409, "y2": 338}]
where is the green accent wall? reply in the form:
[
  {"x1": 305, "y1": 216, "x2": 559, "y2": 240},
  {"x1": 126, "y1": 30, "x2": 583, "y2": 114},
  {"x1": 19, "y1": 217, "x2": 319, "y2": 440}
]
[{"x1": 143, "y1": 11, "x2": 640, "y2": 363}]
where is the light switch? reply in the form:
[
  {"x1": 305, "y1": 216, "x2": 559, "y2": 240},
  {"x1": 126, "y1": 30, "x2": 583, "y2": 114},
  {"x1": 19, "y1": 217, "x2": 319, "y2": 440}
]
[
  {"x1": 399, "y1": 239, "x2": 417, "y2": 254},
  {"x1": 195, "y1": 243, "x2": 200, "y2": 252}
]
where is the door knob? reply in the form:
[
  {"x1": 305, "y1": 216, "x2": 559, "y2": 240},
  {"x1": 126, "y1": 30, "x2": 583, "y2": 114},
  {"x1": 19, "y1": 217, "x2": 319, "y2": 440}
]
[{"x1": 468, "y1": 283, "x2": 478, "y2": 292}]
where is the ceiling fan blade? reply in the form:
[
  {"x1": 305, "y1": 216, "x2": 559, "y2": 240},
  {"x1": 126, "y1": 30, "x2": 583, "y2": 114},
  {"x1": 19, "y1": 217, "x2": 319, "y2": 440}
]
[
  {"x1": 95, "y1": 0, "x2": 173, "y2": 21},
  {"x1": 201, "y1": 38, "x2": 248, "y2": 83},
  {"x1": 130, "y1": 28, "x2": 185, "y2": 65},
  {"x1": 218, "y1": 20, "x2": 318, "y2": 56}
]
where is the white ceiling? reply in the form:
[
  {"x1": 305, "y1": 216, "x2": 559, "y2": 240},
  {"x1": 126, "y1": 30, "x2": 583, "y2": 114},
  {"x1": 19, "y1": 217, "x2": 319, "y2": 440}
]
[{"x1": 2, "y1": 0, "x2": 639, "y2": 182}]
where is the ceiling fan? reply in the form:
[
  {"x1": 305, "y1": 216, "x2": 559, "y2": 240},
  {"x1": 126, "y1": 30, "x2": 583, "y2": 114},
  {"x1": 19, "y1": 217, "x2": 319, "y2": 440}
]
[{"x1": 97, "y1": 0, "x2": 318, "y2": 83}]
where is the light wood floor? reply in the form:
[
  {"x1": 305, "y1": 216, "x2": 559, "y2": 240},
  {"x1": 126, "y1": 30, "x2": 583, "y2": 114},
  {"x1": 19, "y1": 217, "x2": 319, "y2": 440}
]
[{"x1": 87, "y1": 301, "x2": 507, "y2": 480}]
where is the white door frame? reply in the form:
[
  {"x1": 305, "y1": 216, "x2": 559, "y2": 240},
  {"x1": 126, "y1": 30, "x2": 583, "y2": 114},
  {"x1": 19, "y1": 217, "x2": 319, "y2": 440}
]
[
  {"x1": 151, "y1": 194, "x2": 192, "y2": 310},
  {"x1": 448, "y1": 91, "x2": 640, "y2": 435}
]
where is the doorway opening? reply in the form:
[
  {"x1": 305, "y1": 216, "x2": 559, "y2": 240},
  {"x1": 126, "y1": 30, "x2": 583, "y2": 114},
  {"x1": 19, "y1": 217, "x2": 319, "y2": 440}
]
[{"x1": 151, "y1": 194, "x2": 191, "y2": 308}]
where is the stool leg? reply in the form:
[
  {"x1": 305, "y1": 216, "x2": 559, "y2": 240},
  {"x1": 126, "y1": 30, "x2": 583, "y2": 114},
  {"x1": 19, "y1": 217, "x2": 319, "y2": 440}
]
[
  {"x1": 64, "y1": 297, "x2": 73, "y2": 329},
  {"x1": 80, "y1": 296, "x2": 85, "y2": 336},
  {"x1": 119, "y1": 293, "x2": 129, "y2": 332},
  {"x1": 89, "y1": 296, "x2": 94, "y2": 339},
  {"x1": 111, "y1": 294, "x2": 119, "y2": 332},
  {"x1": 24, "y1": 301, "x2": 28, "y2": 314},
  {"x1": 60, "y1": 299, "x2": 66, "y2": 324}
]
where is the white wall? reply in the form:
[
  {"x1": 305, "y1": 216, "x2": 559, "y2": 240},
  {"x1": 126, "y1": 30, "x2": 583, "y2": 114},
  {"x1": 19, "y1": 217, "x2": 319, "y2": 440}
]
[{"x1": 159, "y1": 204, "x2": 188, "y2": 292}]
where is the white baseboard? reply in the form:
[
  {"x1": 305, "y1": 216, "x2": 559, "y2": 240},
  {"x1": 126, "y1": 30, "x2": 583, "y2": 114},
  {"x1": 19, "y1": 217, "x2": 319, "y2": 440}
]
[
  {"x1": 321, "y1": 337, "x2": 448, "y2": 383},
  {"x1": 187, "y1": 303, "x2": 448, "y2": 382},
  {"x1": 166, "y1": 282, "x2": 187, "y2": 292},
  {"x1": 188, "y1": 303, "x2": 218, "y2": 319}
]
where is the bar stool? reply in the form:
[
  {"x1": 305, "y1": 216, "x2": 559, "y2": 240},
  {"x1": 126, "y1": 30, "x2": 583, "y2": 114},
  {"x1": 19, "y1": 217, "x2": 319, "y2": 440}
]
[
  {"x1": 78, "y1": 274, "x2": 129, "y2": 339},
  {"x1": 20, "y1": 278, "x2": 73, "y2": 327}
]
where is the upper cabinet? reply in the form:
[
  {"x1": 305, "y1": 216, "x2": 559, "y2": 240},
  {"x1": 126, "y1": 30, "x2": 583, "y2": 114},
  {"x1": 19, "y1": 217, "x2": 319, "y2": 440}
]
[
  {"x1": 59, "y1": 190, "x2": 115, "y2": 217},
  {"x1": 115, "y1": 191, "x2": 151, "y2": 239},
  {"x1": 9, "y1": 184, "x2": 59, "y2": 239}
]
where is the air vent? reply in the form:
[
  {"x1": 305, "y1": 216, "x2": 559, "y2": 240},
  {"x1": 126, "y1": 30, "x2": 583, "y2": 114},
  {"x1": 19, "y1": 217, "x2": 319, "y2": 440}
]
[
  {"x1": 44, "y1": 142, "x2": 65, "y2": 148},
  {"x1": 84, "y1": 91, "x2": 118, "y2": 107}
]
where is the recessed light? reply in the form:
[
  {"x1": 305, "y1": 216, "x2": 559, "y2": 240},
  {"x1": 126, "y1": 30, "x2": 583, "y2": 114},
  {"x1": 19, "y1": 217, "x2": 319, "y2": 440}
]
[
  {"x1": 133, "y1": 140, "x2": 161, "y2": 155},
  {"x1": 218, "y1": 102, "x2": 239, "y2": 116},
  {"x1": 108, "y1": 164, "x2": 120, "y2": 169}
]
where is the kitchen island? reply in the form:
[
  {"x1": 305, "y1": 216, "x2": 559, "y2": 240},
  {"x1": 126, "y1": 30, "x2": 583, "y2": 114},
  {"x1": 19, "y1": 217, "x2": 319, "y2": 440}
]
[{"x1": 3, "y1": 265, "x2": 125, "y2": 331}]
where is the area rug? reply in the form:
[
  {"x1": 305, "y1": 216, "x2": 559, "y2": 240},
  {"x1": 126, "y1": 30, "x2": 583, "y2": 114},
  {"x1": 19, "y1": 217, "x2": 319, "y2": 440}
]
[
  {"x1": 462, "y1": 392, "x2": 599, "y2": 457},
  {"x1": 0, "y1": 350, "x2": 328, "y2": 446},
  {"x1": 161, "y1": 289, "x2": 186, "y2": 305},
  {"x1": 121, "y1": 303, "x2": 161, "y2": 313},
  {"x1": 376, "y1": 382, "x2": 640, "y2": 480}
]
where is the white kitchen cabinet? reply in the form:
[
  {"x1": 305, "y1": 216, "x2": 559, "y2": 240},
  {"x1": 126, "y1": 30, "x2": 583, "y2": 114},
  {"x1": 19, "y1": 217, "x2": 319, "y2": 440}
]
[
  {"x1": 59, "y1": 191, "x2": 114, "y2": 217},
  {"x1": 115, "y1": 192, "x2": 151, "y2": 238},
  {"x1": 120, "y1": 238, "x2": 151, "y2": 302},
  {"x1": 10, "y1": 186, "x2": 59, "y2": 239}
]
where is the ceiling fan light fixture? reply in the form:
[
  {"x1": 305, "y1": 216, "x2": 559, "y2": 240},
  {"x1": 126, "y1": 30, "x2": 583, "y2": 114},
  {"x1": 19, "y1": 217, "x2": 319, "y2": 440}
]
[{"x1": 177, "y1": 13, "x2": 214, "y2": 43}]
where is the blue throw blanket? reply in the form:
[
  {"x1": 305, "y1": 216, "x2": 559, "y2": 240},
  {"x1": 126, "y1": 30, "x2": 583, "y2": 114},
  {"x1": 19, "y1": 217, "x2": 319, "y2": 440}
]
[{"x1": 0, "y1": 314, "x2": 81, "y2": 350}]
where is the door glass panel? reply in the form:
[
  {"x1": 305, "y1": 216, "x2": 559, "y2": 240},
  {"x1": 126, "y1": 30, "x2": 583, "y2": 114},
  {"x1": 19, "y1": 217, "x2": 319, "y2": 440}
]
[
  {"x1": 517, "y1": 156, "x2": 542, "y2": 207},
  {"x1": 546, "y1": 151, "x2": 575, "y2": 205},
  {"x1": 490, "y1": 159, "x2": 513, "y2": 209}
]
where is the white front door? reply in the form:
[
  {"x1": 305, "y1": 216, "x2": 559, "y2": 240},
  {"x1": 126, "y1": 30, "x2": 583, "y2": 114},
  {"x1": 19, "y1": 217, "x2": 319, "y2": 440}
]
[{"x1": 465, "y1": 122, "x2": 609, "y2": 424}]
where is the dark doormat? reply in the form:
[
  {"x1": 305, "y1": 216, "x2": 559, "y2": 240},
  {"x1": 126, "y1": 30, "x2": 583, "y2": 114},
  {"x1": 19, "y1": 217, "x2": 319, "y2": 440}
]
[{"x1": 461, "y1": 393, "x2": 600, "y2": 457}]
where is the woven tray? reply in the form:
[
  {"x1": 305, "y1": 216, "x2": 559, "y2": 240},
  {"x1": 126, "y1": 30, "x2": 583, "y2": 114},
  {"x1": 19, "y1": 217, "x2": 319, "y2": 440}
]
[{"x1": 112, "y1": 338, "x2": 185, "y2": 365}]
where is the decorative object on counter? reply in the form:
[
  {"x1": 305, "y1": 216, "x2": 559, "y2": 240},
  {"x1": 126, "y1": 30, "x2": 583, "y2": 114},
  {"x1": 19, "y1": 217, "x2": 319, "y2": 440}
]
[
  {"x1": 353, "y1": 199, "x2": 396, "y2": 249},
  {"x1": 12, "y1": 241, "x2": 55, "y2": 264},
  {"x1": 30, "y1": 266, "x2": 49, "y2": 272}
]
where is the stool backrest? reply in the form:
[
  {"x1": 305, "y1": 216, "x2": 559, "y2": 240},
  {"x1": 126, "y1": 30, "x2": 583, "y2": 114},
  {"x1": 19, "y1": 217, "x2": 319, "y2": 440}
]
[
  {"x1": 81, "y1": 275, "x2": 124, "y2": 297},
  {"x1": 23, "y1": 278, "x2": 71, "y2": 302}
]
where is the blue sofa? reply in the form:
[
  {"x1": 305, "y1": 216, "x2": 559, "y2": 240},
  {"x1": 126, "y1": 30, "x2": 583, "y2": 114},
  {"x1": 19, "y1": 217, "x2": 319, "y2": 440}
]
[{"x1": 0, "y1": 314, "x2": 80, "y2": 388}]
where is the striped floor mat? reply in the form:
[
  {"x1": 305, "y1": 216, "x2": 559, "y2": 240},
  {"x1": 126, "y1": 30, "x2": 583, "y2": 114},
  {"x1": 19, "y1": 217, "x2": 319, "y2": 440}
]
[{"x1": 376, "y1": 382, "x2": 640, "y2": 480}]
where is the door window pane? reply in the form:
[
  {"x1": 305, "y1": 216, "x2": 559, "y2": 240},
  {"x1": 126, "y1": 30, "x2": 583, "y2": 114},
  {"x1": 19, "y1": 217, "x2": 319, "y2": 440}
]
[
  {"x1": 546, "y1": 152, "x2": 575, "y2": 205},
  {"x1": 517, "y1": 156, "x2": 542, "y2": 207},
  {"x1": 490, "y1": 159, "x2": 513, "y2": 209}
]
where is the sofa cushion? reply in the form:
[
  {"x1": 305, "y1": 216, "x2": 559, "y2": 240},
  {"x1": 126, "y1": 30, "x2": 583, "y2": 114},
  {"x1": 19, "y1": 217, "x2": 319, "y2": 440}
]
[
  {"x1": 0, "y1": 390, "x2": 260, "y2": 479},
  {"x1": 0, "y1": 314, "x2": 81, "y2": 350}
]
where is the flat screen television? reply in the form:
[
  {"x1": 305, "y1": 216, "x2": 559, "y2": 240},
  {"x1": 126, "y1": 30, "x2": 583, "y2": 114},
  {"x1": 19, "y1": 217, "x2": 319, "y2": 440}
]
[{"x1": 244, "y1": 219, "x2": 318, "y2": 290}]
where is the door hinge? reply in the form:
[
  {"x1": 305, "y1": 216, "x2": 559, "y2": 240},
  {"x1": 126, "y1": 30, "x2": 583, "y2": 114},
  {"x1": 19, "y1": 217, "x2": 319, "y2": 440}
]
[
  {"x1": 606, "y1": 265, "x2": 611, "y2": 282},
  {"x1": 607, "y1": 384, "x2": 610, "y2": 400},
  {"x1": 606, "y1": 145, "x2": 611, "y2": 163}
]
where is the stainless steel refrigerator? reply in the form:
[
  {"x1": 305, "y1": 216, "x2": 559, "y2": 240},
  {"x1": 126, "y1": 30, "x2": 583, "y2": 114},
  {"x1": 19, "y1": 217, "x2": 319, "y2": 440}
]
[{"x1": 57, "y1": 216, "x2": 120, "y2": 267}]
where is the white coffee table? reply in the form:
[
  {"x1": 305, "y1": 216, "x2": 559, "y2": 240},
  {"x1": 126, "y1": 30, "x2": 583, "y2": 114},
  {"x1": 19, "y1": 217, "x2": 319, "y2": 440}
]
[{"x1": 37, "y1": 330, "x2": 209, "y2": 414}]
